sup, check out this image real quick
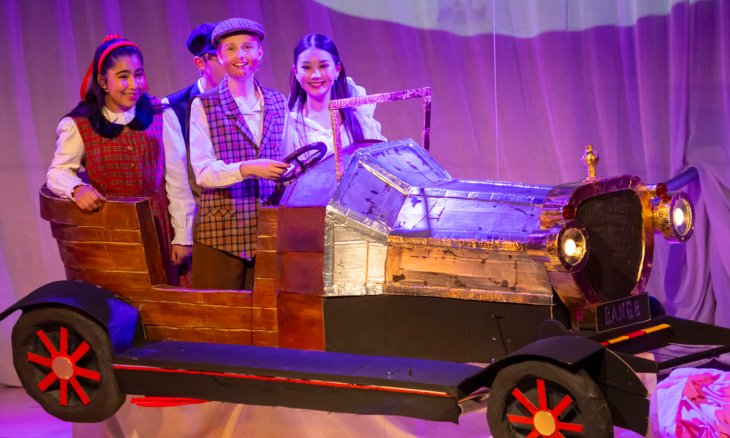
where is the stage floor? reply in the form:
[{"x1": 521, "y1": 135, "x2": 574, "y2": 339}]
[{"x1": 0, "y1": 386, "x2": 645, "y2": 437}]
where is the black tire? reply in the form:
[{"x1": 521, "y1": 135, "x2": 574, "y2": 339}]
[
  {"x1": 487, "y1": 360, "x2": 612, "y2": 437},
  {"x1": 11, "y1": 306, "x2": 125, "y2": 422}
]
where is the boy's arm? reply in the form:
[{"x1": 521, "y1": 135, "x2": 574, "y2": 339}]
[{"x1": 189, "y1": 97, "x2": 247, "y2": 188}]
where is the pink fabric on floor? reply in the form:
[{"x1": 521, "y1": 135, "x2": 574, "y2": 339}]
[{"x1": 651, "y1": 368, "x2": 730, "y2": 437}]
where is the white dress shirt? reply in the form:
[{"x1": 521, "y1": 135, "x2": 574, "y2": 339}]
[
  {"x1": 46, "y1": 106, "x2": 195, "y2": 245},
  {"x1": 282, "y1": 78, "x2": 386, "y2": 158},
  {"x1": 188, "y1": 86, "x2": 264, "y2": 188}
]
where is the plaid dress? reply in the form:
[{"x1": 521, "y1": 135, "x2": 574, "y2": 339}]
[
  {"x1": 75, "y1": 114, "x2": 172, "y2": 250},
  {"x1": 195, "y1": 77, "x2": 285, "y2": 260}
]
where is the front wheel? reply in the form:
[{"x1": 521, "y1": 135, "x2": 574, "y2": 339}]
[
  {"x1": 11, "y1": 306, "x2": 124, "y2": 422},
  {"x1": 487, "y1": 360, "x2": 612, "y2": 437}
]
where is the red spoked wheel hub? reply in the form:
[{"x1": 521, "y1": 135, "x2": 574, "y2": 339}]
[
  {"x1": 26, "y1": 326, "x2": 101, "y2": 406},
  {"x1": 506, "y1": 378, "x2": 585, "y2": 437}
]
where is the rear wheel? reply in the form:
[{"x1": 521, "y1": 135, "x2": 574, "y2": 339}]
[
  {"x1": 487, "y1": 360, "x2": 612, "y2": 437},
  {"x1": 11, "y1": 307, "x2": 124, "y2": 422}
]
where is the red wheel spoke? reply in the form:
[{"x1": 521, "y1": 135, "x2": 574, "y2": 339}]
[
  {"x1": 74, "y1": 365, "x2": 101, "y2": 382},
  {"x1": 537, "y1": 378, "x2": 548, "y2": 409},
  {"x1": 526, "y1": 431, "x2": 541, "y2": 438},
  {"x1": 512, "y1": 387, "x2": 538, "y2": 414},
  {"x1": 60, "y1": 379, "x2": 68, "y2": 406},
  {"x1": 58, "y1": 327, "x2": 68, "y2": 356},
  {"x1": 70, "y1": 341, "x2": 90, "y2": 363},
  {"x1": 507, "y1": 414, "x2": 534, "y2": 425},
  {"x1": 69, "y1": 377, "x2": 90, "y2": 405},
  {"x1": 556, "y1": 421, "x2": 584, "y2": 432},
  {"x1": 59, "y1": 327, "x2": 68, "y2": 355},
  {"x1": 37, "y1": 371, "x2": 58, "y2": 391},
  {"x1": 36, "y1": 330, "x2": 58, "y2": 356},
  {"x1": 27, "y1": 352, "x2": 52, "y2": 368},
  {"x1": 552, "y1": 394, "x2": 574, "y2": 417}
]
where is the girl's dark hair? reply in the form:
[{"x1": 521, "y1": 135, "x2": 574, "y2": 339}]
[
  {"x1": 288, "y1": 34, "x2": 364, "y2": 143},
  {"x1": 66, "y1": 38, "x2": 160, "y2": 138}
]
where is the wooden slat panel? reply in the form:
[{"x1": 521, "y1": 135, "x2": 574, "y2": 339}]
[
  {"x1": 144, "y1": 325, "x2": 252, "y2": 345},
  {"x1": 135, "y1": 300, "x2": 251, "y2": 330},
  {"x1": 277, "y1": 292, "x2": 324, "y2": 350},
  {"x1": 252, "y1": 307, "x2": 277, "y2": 331},
  {"x1": 277, "y1": 252, "x2": 324, "y2": 294},
  {"x1": 252, "y1": 330, "x2": 279, "y2": 347},
  {"x1": 277, "y1": 206, "x2": 326, "y2": 252},
  {"x1": 252, "y1": 277, "x2": 277, "y2": 307},
  {"x1": 58, "y1": 241, "x2": 148, "y2": 271},
  {"x1": 52, "y1": 223, "x2": 142, "y2": 243},
  {"x1": 40, "y1": 186, "x2": 143, "y2": 229},
  {"x1": 386, "y1": 246, "x2": 551, "y2": 294},
  {"x1": 64, "y1": 266, "x2": 153, "y2": 291}
]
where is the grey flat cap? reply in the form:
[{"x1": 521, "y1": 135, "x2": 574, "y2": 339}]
[{"x1": 212, "y1": 18, "x2": 265, "y2": 46}]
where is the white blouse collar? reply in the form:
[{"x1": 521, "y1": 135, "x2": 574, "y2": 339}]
[{"x1": 102, "y1": 106, "x2": 136, "y2": 125}]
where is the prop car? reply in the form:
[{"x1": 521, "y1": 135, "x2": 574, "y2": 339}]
[{"x1": 2, "y1": 89, "x2": 729, "y2": 438}]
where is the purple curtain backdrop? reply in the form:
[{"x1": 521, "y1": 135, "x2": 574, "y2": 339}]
[{"x1": 1, "y1": 0, "x2": 728, "y2": 397}]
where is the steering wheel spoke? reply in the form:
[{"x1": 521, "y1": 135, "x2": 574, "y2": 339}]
[{"x1": 279, "y1": 142, "x2": 327, "y2": 182}]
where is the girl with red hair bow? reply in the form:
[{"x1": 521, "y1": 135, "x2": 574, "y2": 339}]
[{"x1": 47, "y1": 36, "x2": 195, "y2": 270}]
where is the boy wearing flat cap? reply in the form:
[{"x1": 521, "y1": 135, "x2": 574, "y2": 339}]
[
  {"x1": 188, "y1": 17, "x2": 288, "y2": 290},
  {"x1": 165, "y1": 22, "x2": 227, "y2": 203}
]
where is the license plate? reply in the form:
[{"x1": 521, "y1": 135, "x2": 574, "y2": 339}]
[{"x1": 596, "y1": 293, "x2": 651, "y2": 332}]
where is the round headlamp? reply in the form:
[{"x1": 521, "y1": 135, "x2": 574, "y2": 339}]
[
  {"x1": 558, "y1": 222, "x2": 589, "y2": 272},
  {"x1": 653, "y1": 192, "x2": 694, "y2": 242}
]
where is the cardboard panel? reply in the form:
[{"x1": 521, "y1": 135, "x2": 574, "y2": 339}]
[
  {"x1": 252, "y1": 277, "x2": 277, "y2": 307},
  {"x1": 58, "y1": 241, "x2": 148, "y2": 271},
  {"x1": 257, "y1": 206, "x2": 279, "y2": 236},
  {"x1": 324, "y1": 294, "x2": 555, "y2": 363},
  {"x1": 278, "y1": 292, "x2": 325, "y2": 350},
  {"x1": 386, "y1": 245, "x2": 551, "y2": 294},
  {"x1": 277, "y1": 252, "x2": 324, "y2": 294},
  {"x1": 256, "y1": 235, "x2": 277, "y2": 251},
  {"x1": 64, "y1": 267, "x2": 153, "y2": 292},
  {"x1": 144, "y1": 325, "x2": 252, "y2": 345},
  {"x1": 40, "y1": 186, "x2": 143, "y2": 229},
  {"x1": 324, "y1": 296, "x2": 387, "y2": 356},
  {"x1": 51, "y1": 222, "x2": 142, "y2": 243},
  {"x1": 135, "y1": 300, "x2": 251, "y2": 330},
  {"x1": 252, "y1": 307, "x2": 278, "y2": 331},
  {"x1": 252, "y1": 330, "x2": 279, "y2": 347},
  {"x1": 277, "y1": 207, "x2": 326, "y2": 252},
  {"x1": 255, "y1": 250, "x2": 277, "y2": 279},
  {"x1": 146, "y1": 286, "x2": 252, "y2": 306},
  {"x1": 137, "y1": 202, "x2": 172, "y2": 286}
]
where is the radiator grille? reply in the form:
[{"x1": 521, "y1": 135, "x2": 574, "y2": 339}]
[{"x1": 575, "y1": 190, "x2": 643, "y2": 301}]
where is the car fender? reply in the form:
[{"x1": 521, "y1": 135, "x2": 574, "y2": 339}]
[
  {"x1": 0, "y1": 280, "x2": 144, "y2": 355},
  {"x1": 465, "y1": 335, "x2": 649, "y2": 435}
]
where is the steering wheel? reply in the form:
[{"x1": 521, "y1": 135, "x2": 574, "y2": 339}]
[{"x1": 279, "y1": 142, "x2": 328, "y2": 182}]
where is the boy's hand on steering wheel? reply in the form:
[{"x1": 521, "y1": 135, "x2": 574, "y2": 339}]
[
  {"x1": 239, "y1": 159, "x2": 290, "y2": 181},
  {"x1": 72, "y1": 185, "x2": 107, "y2": 212}
]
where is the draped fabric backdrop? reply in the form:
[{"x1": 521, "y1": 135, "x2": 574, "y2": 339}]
[{"x1": 0, "y1": 0, "x2": 728, "y2": 398}]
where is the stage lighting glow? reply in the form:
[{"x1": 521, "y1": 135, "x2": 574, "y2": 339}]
[
  {"x1": 562, "y1": 238, "x2": 577, "y2": 257},
  {"x1": 672, "y1": 207, "x2": 685, "y2": 227},
  {"x1": 671, "y1": 197, "x2": 693, "y2": 238},
  {"x1": 560, "y1": 226, "x2": 587, "y2": 268}
]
